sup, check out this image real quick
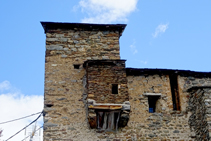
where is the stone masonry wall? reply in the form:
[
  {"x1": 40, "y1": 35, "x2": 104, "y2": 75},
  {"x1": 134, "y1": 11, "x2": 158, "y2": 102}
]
[
  {"x1": 42, "y1": 73, "x2": 210, "y2": 141},
  {"x1": 43, "y1": 28, "x2": 122, "y2": 140},
  {"x1": 127, "y1": 74, "x2": 173, "y2": 114},
  {"x1": 126, "y1": 74, "x2": 195, "y2": 140},
  {"x1": 204, "y1": 87, "x2": 211, "y2": 140},
  {"x1": 178, "y1": 76, "x2": 211, "y2": 140},
  {"x1": 187, "y1": 87, "x2": 210, "y2": 141},
  {"x1": 178, "y1": 76, "x2": 211, "y2": 111},
  {"x1": 85, "y1": 60, "x2": 130, "y2": 131},
  {"x1": 85, "y1": 60, "x2": 128, "y2": 104}
]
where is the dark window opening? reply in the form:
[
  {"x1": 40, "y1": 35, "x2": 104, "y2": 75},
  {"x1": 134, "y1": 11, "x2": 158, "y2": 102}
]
[
  {"x1": 169, "y1": 75, "x2": 180, "y2": 111},
  {"x1": 45, "y1": 104, "x2": 53, "y2": 108},
  {"x1": 148, "y1": 96, "x2": 160, "y2": 113},
  {"x1": 112, "y1": 84, "x2": 118, "y2": 94},
  {"x1": 74, "y1": 64, "x2": 80, "y2": 69}
]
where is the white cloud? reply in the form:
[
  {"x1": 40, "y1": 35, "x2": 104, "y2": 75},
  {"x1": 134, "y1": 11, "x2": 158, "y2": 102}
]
[
  {"x1": 152, "y1": 23, "x2": 169, "y2": 38},
  {"x1": 134, "y1": 59, "x2": 148, "y2": 65},
  {"x1": 140, "y1": 60, "x2": 148, "y2": 64},
  {"x1": 0, "y1": 81, "x2": 43, "y2": 141},
  {"x1": 130, "y1": 40, "x2": 138, "y2": 54},
  {"x1": 77, "y1": 0, "x2": 138, "y2": 23},
  {"x1": 0, "y1": 81, "x2": 11, "y2": 92}
]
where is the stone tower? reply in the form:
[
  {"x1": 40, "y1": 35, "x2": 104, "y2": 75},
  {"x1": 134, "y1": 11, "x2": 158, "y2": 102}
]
[{"x1": 41, "y1": 22, "x2": 130, "y2": 140}]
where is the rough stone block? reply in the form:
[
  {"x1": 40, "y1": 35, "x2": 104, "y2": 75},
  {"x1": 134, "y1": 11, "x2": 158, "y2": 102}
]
[{"x1": 46, "y1": 45, "x2": 63, "y2": 50}]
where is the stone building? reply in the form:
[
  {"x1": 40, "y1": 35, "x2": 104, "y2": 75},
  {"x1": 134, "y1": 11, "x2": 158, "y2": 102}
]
[{"x1": 41, "y1": 22, "x2": 211, "y2": 141}]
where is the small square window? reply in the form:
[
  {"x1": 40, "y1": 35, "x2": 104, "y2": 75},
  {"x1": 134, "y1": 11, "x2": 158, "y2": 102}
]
[
  {"x1": 112, "y1": 84, "x2": 118, "y2": 94},
  {"x1": 74, "y1": 64, "x2": 80, "y2": 69}
]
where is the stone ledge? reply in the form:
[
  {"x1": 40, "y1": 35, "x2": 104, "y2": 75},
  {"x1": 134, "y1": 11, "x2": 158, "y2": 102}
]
[
  {"x1": 186, "y1": 86, "x2": 211, "y2": 92},
  {"x1": 143, "y1": 93, "x2": 162, "y2": 96},
  {"x1": 87, "y1": 99, "x2": 130, "y2": 111}
]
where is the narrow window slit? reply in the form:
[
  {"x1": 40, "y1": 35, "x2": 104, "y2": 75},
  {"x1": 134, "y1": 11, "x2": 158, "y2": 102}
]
[
  {"x1": 112, "y1": 84, "x2": 118, "y2": 94},
  {"x1": 169, "y1": 74, "x2": 180, "y2": 111},
  {"x1": 45, "y1": 104, "x2": 53, "y2": 107}
]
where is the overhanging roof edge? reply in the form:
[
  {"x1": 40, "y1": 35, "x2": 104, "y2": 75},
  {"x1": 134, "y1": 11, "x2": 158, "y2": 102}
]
[{"x1": 40, "y1": 22, "x2": 127, "y2": 36}]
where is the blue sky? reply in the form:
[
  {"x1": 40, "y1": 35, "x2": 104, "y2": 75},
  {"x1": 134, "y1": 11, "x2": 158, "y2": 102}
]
[
  {"x1": 1, "y1": 0, "x2": 211, "y2": 95},
  {"x1": 0, "y1": 0, "x2": 211, "y2": 140}
]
